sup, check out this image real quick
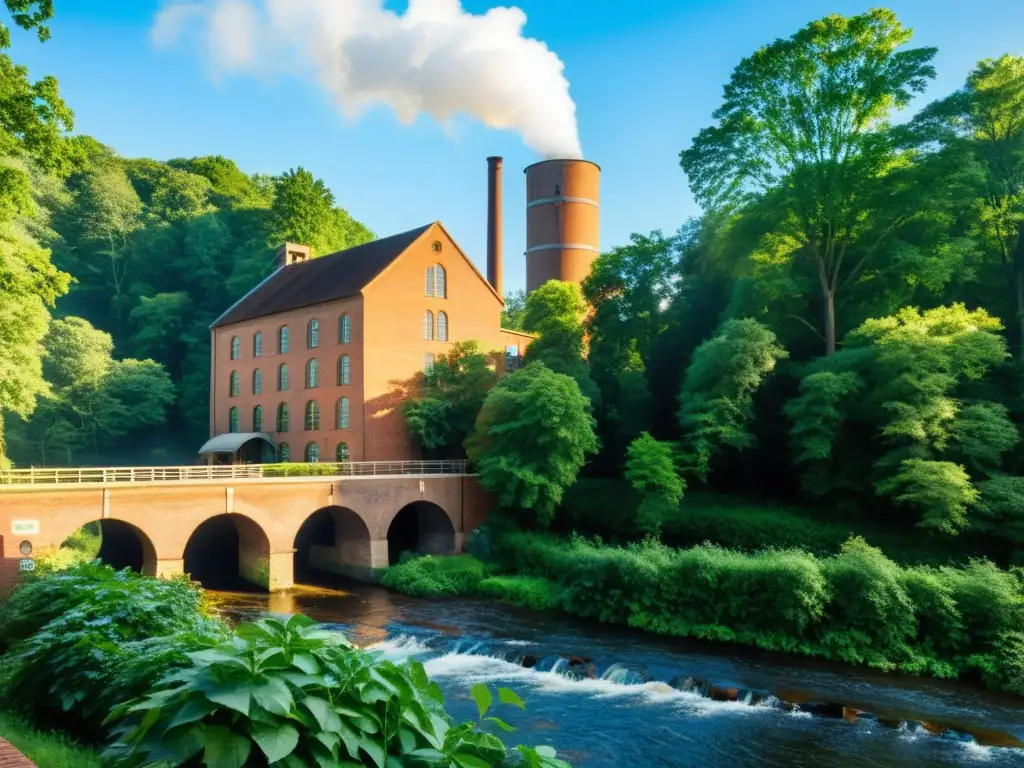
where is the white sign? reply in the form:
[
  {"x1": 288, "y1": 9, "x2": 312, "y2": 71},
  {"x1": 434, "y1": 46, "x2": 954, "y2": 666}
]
[
  {"x1": 19, "y1": 559, "x2": 35, "y2": 572},
  {"x1": 11, "y1": 520, "x2": 39, "y2": 535}
]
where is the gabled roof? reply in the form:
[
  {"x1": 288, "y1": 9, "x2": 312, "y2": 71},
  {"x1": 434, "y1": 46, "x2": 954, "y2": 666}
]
[{"x1": 211, "y1": 224, "x2": 434, "y2": 328}]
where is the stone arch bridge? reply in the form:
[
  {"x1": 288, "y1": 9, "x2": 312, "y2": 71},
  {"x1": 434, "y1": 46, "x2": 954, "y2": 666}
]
[{"x1": 0, "y1": 461, "x2": 492, "y2": 592}]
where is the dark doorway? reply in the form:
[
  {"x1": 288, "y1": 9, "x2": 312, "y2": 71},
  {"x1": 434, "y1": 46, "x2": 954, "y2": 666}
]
[
  {"x1": 387, "y1": 501, "x2": 456, "y2": 565},
  {"x1": 293, "y1": 506, "x2": 372, "y2": 583},
  {"x1": 59, "y1": 520, "x2": 156, "y2": 575},
  {"x1": 183, "y1": 514, "x2": 269, "y2": 591}
]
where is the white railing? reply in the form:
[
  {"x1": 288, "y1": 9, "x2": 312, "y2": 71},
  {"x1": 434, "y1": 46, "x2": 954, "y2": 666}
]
[{"x1": 0, "y1": 460, "x2": 469, "y2": 486}]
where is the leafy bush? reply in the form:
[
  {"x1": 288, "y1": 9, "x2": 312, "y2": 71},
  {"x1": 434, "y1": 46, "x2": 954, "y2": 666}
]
[
  {"x1": 381, "y1": 554, "x2": 487, "y2": 598},
  {"x1": 106, "y1": 614, "x2": 571, "y2": 767},
  {"x1": 0, "y1": 563, "x2": 228, "y2": 734},
  {"x1": 477, "y1": 576, "x2": 562, "y2": 611},
  {"x1": 489, "y1": 530, "x2": 1024, "y2": 695},
  {"x1": 262, "y1": 462, "x2": 341, "y2": 477}
]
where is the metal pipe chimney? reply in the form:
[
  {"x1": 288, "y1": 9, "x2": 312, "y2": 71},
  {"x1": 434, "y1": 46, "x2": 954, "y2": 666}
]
[{"x1": 486, "y1": 156, "x2": 503, "y2": 297}]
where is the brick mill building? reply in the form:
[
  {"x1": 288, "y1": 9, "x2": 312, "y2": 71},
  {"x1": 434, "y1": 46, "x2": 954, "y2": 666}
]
[{"x1": 201, "y1": 156, "x2": 601, "y2": 464}]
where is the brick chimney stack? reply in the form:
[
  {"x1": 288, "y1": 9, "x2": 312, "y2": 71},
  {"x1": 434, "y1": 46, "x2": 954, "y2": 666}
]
[
  {"x1": 275, "y1": 242, "x2": 312, "y2": 269},
  {"x1": 486, "y1": 156, "x2": 503, "y2": 297}
]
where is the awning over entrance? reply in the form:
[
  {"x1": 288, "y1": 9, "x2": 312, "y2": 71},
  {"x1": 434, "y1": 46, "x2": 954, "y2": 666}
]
[{"x1": 197, "y1": 432, "x2": 276, "y2": 455}]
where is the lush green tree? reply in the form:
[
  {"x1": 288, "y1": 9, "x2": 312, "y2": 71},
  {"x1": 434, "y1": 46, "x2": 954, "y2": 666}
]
[
  {"x1": 501, "y1": 289, "x2": 526, "y2": 330},
  {"x1": 148, "y1": 167, "x2": 212, "y2": 221},
  {"x1": 913, "y1": 55, "x2": 1024, "y2": 355},
  {"x1": 466, "y1": 362, "x2": 599, "y2": 527},
  {"x1": 522, "y1": 280, "x2": 598, "y2": 402},
  {"x1": 1, "y1": 0, "x2": 52, "y2": 48},
  {"x1": 680, "y1": 9, "x2": 940, "y2": 356},
  {"x1": 167, "y1": 155, "x2": 272, "y2": 209},
  {"x1": 786, "y1": 304, "x2": 1017, "y2": 533},
  {"x1": 678, "y1": 318, "x2": 788, "y2": 481},
  {"x1": 404, "y1": 341, "x2": 499, "y2": 456},
  {"x1": 624, "y1": 432, "x2": 685, "y2": 537},
  {"x1": 7, "y1": 317, "x2": 174, "y2": 465},
  {"x1": 267, "y1": 167, "x2": 372, "y2": 256}
]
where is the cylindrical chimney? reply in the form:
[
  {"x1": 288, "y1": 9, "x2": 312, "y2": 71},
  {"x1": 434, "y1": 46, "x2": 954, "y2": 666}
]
[
  {"x1": 486, "y1": 156, "x2": 503, "y2": 297},
  {"x1": 524, "y1": 159, "x2": 601, "y2": 294}
]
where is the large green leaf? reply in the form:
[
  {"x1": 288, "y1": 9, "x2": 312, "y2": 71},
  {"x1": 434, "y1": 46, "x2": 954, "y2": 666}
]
[
  {"x1": 302, "y1": 695, "x2": 342, "y2": 732},
  {"x1": 203, "y1": 681, "x2": 252, "y2": 716},
  {"x1": 359, "y1": 737, "x2": 385, "y2": 768},
  {"x1": 292, "y1": 652, "x2": 321, "y2": 674},
  {"x1": 497, "y1": 688, "x2": 525, "y2": 709},
  {"x1": 453, "y1": 754, "x2": 491, "y2": 768},
  {"x1": 252, "y1": 676, "x2": 294, "y2": 716},
  {"x1": 202, "y1": 725, "x2": 251, "y2": 768},
  {"x1": 250, "y1": 721, "x2": 299, "y2": 763},
  {"x1": 161, "y1": 724, "x2": 206, "y2": 763},
  {"x1": 470, "y1": 683, "x2": 492, "y2": 719},
  {"x1": 167, "y1": 696, "x2": 216, "y2": 730}
]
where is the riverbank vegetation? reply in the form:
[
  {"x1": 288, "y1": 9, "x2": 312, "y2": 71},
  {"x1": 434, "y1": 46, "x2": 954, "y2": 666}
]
[
  {"x1": 0, "y1": 710, "x2": 100, "y2": 768},
  {"x1": 0, "y1": 564, "x2": 572, "y2": 767}
]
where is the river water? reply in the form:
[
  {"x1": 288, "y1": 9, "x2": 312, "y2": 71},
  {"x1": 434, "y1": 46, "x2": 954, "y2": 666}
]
[{"x1": 210, "y1": 581, "x2": 1024, "y2": 768}]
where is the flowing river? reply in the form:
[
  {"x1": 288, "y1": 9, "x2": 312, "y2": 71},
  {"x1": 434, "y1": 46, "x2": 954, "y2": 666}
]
[{"x1": 210, "y1": 581, "x2": 1024, "y2": 768}]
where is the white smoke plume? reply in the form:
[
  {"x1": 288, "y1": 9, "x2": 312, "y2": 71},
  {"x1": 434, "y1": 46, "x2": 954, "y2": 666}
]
[{"x1": 151, "y1": 0, "x2": 583, "y2": 159}]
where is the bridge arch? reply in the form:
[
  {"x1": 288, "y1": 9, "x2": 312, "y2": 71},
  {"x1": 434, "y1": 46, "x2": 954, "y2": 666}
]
[
  {"x1": 386, "y1": 501, "x2": 457, "y2": 565},
  {"x1": 50, "y1": 519, "x2": 157, "y2": 576},
  {"x1": 293, "y1": 506, "x2": 374, "y2": 582},
  {"x1": 183, "y1": 513, "x2": 271, "y2": 591}
]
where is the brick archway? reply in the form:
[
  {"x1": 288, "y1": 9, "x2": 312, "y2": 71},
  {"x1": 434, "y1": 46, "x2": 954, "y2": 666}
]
[
  {"x1": 293, "y1": 506, "x2": 374, "y2": 582},
  {"x1": 183, "y1": 513, "x2": 271, "y2": 591},
  {"x1": 386, "y1": 501, "x2": 457, "y2": 565}
]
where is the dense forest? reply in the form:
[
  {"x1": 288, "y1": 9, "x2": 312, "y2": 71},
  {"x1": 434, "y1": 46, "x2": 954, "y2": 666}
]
[{"x1": 0, "y1": 3, "x2": 375, "y2": 466}]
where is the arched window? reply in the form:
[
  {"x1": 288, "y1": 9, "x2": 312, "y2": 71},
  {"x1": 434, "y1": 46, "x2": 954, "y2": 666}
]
[
  {"x1": 277, "y1": 442, "x2": 290, "y2": 462},
  {"x1": 336, "y1": 442, "x2": 349, "y2": 462},
  {"x1": 305, "y1": 442, "x2": 320, "y2": 463},
  {"x1": 306, "y1": 358, "x2": 319, "y2": 389},
  {"x1": 431, "y1": 240, "x2": 442, "y2": 253},
  {"x1": 252, "y1": 405, "x2": 263, "y2": 432},
  {"x1": 434, "y1": 265, "x2": 447, "y2": 298},
  {"x1": 229, "y1": 407, "x2": 239, "y2": 433},
  {"x1": 305, "y1": 400, "x2": 320, "y2": 430},
  {"x1": 276, "y1": 403, "x2": 289, "y2": 432},
  {"x1": 337, "y1": 397, "x2": 350, "y2": 429},
  {"x1": 423, "y1": 310, "x2": 434, "y2": 340},
  {"x1": 437, "y1": 311, "x2": 448, "y2": 341},
  {"x1": 278, "y1": 364, "x2": 289, "y2": 391},
  {"x1": 253, "y1": 331, "x2": 263, "y2": 357},
  {"x1": 307, "y1": 318, "x2": 319, "y2": 349},
  {"x1": 279, "y1": 325, "x2": 289, "y2": 354},
  {"x1": 253, "y1": 369, "x2": 262, "y2": 395},
  {"x1": 230, "y1": 336, "x2": 240, "y2": 359},
  {"x1": 338, "y1": 355, "x2": 350, "y2": 386},
  {"x1": 339, "y1": 314, "x2": 351, "y2": 344},
  {"x1": 229, "y1": 371, "x2": 239, "y2": 397},
  {"x1": 425, "y1": 266, "x2": 435, "y2": 297}
]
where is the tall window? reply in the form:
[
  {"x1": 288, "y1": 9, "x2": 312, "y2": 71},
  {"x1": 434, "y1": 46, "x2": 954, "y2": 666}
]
[
  {"x1": 253, "y1": 369, "x2": 262, "y2": 395},
  {"x1": 276, "y1": 403, "x2": 289, "y2": 432},
  {"x1": 434, "y1": 264, "x2": 447, "y2": 298},
  {"x1": 305, "y1": 442, "x2": 320, "y2": 463},
  {"x1": 229, "y1": 371, "x2": 239, "y2": 397},
  {"x1": 423, "y1": 310, "x2": 434, "y2": 340},
  {"x1": 279, "y1": 326, "x2": 289, "y2": 354},
  {"x1": 277, "y1": 442, "x2": 290, "y2": 462},
  {"x1": 423, "y1": 353, "x2": 435, "y2": 373},
  {"x1": 336, "y1": 442, "x2": 349, "y2": 461},
  {"x1": 425, "y1": 266, "x2": 435, "y2": 297},
  {"x1": 306, "y1": 359, "x2": 319, "y2": 388},
  {"x1": 338, "y1": 355, "x2": 350, "y2": 385},
  {"x1": 253, "y1": 405, "x2": 263, "y2": 432},
  {"x1": 307, "y1": 318, "x2": 319, "y2": 349},
  {"x1": 253, "y1": 332, "x2": 263, "y2": 357},
  {"x1": 339, "y1": 314, "x2": 351, "y2": 344},
  {"x1": 305, "y1": 400, "x2": 320, "y2": 430},
  {"x1": 230, "y1": 336, "x2": 240, "y2": 359},
  {"x1": 337, "y1": 397, "x2": 350, "y2": 429},
  {"x1": 278, "y1": 364, "x2": 289, "y2": 391},
  {"x1": 437, "y1": 311, "x2": 448, "y2": 341},
  {"x1": 229, "y1": 407, "x2": 239, "y2": 433}
]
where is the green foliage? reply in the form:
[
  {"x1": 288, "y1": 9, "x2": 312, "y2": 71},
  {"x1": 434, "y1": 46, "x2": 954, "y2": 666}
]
[
  {"x1": 677, "y1": 318, "x2": 788, "y2": 481},
  {"x1": 466, "y1": 362, "x2": 599, "y2": 528},
  {"x1": 500, "y1": 289, "x2": 526, "y2": 331},
  {"x1": 381, "y1": 555, "x2": 487, "y2": 598},
  {"x1": 522, "y1": 281, "x2": 597, "y2": 401},
  {"x1": 625, "y1": 432, "x2": 685, "y2": 538},
  {"x1": 0, "y1": 709, "x2": 99, "y2": 768},
  {"x1": 405, "y1": 341, "x2": 500, "y2": 456},
  {"x1": 477, "y1": 576, "x2": 562, "y2": 611},
  {"x1": 974, "y1": 475, "x2": 1024, "y2": 544},
  {"x1": 490, "y1": 530, "x2": 1024, "y2": 693}
]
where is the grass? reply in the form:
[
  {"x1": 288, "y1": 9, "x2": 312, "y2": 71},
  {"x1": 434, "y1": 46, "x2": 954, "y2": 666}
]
[{"x1": 0, "y1": 711, "x2": 100, "y2": 768}]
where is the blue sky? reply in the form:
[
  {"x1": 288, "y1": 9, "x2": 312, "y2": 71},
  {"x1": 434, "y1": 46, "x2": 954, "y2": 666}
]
[{"x1": 8, "y1": 0, "x2": 1024, "y2": 293}]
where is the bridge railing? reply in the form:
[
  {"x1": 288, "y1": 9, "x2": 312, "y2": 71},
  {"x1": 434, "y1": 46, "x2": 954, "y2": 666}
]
[{"x1": 0, "y1": 460, "x2": 469, "y2": 486}]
